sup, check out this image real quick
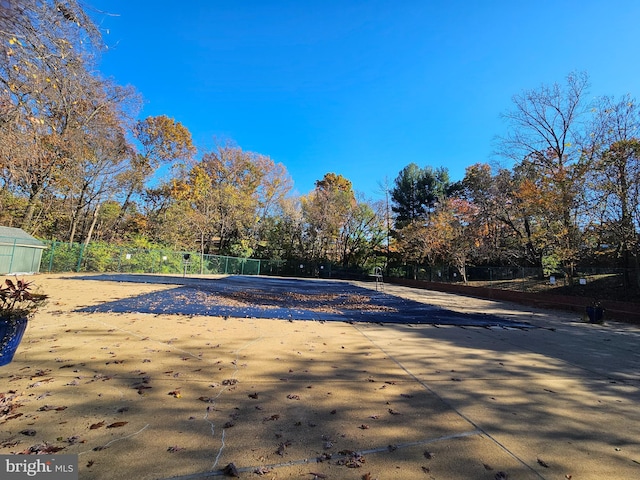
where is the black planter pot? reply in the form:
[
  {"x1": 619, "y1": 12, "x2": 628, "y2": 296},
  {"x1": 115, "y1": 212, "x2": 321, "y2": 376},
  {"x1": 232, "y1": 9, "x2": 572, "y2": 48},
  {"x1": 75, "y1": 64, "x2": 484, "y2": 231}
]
[
  {"x1": 0, "y1": 316, "x2": 29, "y2": 366},
  {"x1": 586, "y1": 306, "x2": 604, "y2": 324}
]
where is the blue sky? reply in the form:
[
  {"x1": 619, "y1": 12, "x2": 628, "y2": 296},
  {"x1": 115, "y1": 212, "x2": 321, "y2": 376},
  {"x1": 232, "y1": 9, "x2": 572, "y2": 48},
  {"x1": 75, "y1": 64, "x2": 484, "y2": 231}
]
[{"x1": 89, "y1": 1, "x2": 640, "y2": 198}]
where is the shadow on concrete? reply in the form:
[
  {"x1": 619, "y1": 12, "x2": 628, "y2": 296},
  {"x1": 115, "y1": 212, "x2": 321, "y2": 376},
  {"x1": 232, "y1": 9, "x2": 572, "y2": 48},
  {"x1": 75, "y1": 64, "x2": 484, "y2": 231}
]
[{"x1": 3, "y1": 274, "x2": 638, "y2": 479}]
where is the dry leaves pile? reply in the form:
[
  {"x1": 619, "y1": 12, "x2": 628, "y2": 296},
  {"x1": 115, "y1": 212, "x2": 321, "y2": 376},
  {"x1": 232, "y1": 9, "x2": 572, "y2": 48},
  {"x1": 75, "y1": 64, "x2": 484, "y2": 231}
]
[{"x1": 185, "y1": 289, "x2": 397, "y2": 315}]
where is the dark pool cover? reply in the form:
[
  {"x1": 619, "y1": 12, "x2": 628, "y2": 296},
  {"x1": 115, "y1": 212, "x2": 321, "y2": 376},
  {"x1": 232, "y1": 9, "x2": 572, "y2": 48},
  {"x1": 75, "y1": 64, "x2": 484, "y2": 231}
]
[{"x1": 76, "y1": 274, "x2": 533, "y2": 328}]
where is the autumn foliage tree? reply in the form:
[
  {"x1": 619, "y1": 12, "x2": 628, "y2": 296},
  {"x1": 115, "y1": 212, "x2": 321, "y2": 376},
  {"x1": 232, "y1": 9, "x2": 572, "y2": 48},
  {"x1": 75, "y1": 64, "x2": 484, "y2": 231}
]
[
  {"x1": 301, "y1": 173, "x2": 356, "y2": 263},
  {"x1": 0, "y1": 0, "x2": 140, "y2": 244},
  {"x1": 165, "y1": 145, "x2": 292, "y2": 261},
  {"x1": 109, "y1": 115, "x2": 195, "y2": 239},
  {"x1": 0, "y1": 0, "x2": 103, "y2": 223},
  {"x1": 497, "y1": 71, "x2": 591, "y2": 277}
]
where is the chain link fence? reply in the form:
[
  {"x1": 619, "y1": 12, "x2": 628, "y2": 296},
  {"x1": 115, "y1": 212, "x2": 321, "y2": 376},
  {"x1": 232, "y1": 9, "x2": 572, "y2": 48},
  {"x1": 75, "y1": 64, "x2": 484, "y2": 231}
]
[
  {"x1": 34, "y1": 241, "x2": 640, "y2": 301},
  {"x1": 41, "y1": 241, "x2": 261, "y2": 276},
  {"x1": 387, "y1": 264, "x2": 640, "y2": 301}
]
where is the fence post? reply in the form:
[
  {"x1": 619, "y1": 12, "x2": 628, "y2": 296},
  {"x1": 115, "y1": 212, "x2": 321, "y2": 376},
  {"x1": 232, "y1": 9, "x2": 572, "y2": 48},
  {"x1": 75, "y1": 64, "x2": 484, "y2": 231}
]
[
  {"x1": 48, "y1": 241, "x2": 56, "y2": 272},
  {"x1": 75, "y1": 242, "x2": 85, "y2": 272}
]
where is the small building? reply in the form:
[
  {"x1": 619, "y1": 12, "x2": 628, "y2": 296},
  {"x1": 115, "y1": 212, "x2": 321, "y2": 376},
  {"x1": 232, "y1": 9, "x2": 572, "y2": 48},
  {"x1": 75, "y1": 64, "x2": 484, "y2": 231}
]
[{"x1": 0, "y1": 226, "x2": 47, "y2": 274}]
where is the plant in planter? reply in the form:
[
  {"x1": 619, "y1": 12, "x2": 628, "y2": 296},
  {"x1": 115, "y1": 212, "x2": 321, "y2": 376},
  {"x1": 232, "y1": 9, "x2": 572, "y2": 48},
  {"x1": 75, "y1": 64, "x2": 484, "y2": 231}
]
[
  {"x1": 0, "y1": 278, "x2": 47, "y2": 366},
  {"x1": 586, "y1": 300, "x2": 604, "y2": 324}
]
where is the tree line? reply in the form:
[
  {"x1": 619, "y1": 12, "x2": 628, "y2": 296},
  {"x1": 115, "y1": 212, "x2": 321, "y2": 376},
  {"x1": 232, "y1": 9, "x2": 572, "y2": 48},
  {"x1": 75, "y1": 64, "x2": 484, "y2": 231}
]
[{"x1": 1, "y1": 3, "x2": 638, "y2": 286}]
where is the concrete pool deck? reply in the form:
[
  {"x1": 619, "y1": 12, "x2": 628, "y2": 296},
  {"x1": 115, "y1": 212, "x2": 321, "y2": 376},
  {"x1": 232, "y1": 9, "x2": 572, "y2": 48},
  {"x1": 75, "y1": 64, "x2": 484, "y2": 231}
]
[{"x1": 1, "y1": 273, "x2": 638, "y2": 479}]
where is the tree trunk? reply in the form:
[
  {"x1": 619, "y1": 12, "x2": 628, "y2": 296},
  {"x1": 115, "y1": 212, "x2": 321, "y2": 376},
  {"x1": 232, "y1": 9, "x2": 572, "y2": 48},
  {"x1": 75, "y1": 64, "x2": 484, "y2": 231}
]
[
  {"x1": 110, "y1": 186, "x2": 135, "y2": 241},
  {"x1": 68, "y1": 213, "x2": 78, "y2": 245},
  {"x1": 21, "y1": 184, "x2": 45, "y2": 232},
  {"x1": 83, "y1": 204, "x2": 100, "y2": 247}
]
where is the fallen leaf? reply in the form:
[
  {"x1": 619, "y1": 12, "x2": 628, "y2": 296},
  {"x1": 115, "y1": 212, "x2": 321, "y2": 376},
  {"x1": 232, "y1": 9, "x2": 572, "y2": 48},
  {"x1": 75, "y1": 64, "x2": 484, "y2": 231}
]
[
  {"x1": 495, "y1": 472, "x2": 508, "y2": 480},
  {"x1": 359, "y1": 424, "x2": 370, "y2": 429},
  {"x1": 39, "y1": 405, "x2": 67, "y2": 411},
  {"x1": 167, "y1": 445, "x2": 184, "y2": 452},
  {"x1": 20, "y1": 429, "x2": 36, "y2": 436},
  {"x1": 537, "y1": 458, "x2": 549, "y2": 468},
  {"x1": 106, "y1": 421, "x2": 128, "y2": 429},
  {"x1": 89, "y1": 421, "x2": 105, "y2": 430}
]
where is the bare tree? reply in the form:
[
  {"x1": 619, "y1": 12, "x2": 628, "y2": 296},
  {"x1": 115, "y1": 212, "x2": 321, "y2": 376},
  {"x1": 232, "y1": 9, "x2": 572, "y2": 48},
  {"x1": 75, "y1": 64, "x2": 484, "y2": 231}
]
[
  {"x1": 0, "y1": 0, "x2": 107, "y2": 231},
  {"x1": 497, "y1": 71, "x2": 591, "y2": 277}
]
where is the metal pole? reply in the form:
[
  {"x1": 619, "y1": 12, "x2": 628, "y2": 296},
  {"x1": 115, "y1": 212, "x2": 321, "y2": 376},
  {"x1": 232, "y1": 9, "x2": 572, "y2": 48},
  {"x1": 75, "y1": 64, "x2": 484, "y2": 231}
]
[
  {"x1": 48, "y1": 241, "x2": 56, "y2": 272},
  {"x1": 76, "y1": 242, "x2": 85, "y2": 272}
]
